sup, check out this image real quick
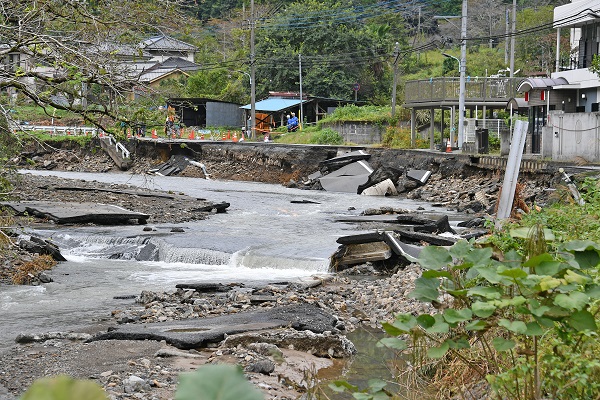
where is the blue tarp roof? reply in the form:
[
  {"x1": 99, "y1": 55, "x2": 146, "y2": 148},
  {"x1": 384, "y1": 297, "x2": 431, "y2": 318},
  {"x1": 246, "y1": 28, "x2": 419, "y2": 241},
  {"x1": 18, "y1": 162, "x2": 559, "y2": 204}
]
[{"x1": 240, "y1": 98, "x2": 305, "y2": 112}]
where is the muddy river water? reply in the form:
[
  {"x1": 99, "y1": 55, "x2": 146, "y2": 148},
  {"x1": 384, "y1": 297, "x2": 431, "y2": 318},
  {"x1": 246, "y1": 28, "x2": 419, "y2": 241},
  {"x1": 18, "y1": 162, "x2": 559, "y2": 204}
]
[{"x1": 1, "y1": 170, "x2": 447, "y2": 355}]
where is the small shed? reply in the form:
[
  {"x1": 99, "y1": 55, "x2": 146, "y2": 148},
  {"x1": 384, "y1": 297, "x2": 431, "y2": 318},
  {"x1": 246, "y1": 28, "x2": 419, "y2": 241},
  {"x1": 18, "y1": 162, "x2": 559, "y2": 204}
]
[{"x1": 168, "y1": 98, "x2": 243, "y2": 128}]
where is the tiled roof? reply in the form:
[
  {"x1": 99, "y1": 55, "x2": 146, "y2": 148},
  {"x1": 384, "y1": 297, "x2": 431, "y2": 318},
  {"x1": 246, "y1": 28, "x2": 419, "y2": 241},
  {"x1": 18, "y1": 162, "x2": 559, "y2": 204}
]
[{"x1": 140, "y1": 35, "x2": 197, "y2": 52}]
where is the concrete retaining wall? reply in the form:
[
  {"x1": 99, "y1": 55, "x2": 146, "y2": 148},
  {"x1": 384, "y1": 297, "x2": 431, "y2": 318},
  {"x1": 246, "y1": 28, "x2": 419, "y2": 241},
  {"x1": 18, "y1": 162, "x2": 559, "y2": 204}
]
[
  {"x1": 326, "y1": 122, "x2": 386, "y2": 144},
  {"x1": 547, "y1": 111, "x2": 600, "y2": 162}
]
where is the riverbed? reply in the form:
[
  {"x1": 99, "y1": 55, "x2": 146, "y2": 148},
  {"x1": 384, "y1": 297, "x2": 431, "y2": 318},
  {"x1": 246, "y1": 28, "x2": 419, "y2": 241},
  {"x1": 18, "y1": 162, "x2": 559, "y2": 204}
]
[{"x1": 0, "y1": 170, "x2": 448, "y2": 352}]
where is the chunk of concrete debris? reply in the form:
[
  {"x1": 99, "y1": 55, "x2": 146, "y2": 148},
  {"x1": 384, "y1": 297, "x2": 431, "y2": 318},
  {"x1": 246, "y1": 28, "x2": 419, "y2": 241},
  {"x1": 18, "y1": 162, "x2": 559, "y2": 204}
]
[
  {"x1": 330, "y1": 241, "x2": 392, "y2": 267},
  {"x1": 360, "y1": 179, "x2": 398, "y2": 196},
  {"x1": 319, "y1": 150, "x2": 371, "y2": 172},
  {"x1": 357, "y1": 166, "x2": 403, "y2": 194},
  {"x1": 406, "y1": 169, "x2": 432, "y2": 185},
  {"x1": 319, "y1": 161, "x2": 373, "y2": 193}
]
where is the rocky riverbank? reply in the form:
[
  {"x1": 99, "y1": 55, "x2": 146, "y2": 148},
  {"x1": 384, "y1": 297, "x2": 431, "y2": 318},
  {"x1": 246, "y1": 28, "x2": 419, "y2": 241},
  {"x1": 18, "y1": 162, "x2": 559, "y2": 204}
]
[{"x1": 0, "y1": 140, "x2": 563, "y2": 400}]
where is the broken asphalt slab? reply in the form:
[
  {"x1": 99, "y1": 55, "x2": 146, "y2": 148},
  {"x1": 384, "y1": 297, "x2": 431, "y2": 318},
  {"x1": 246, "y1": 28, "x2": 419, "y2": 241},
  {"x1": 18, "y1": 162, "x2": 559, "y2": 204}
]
[
  {"x1": 1, "y1": 201, "x2": 149, "y2": 225},
  {"x1": 88, "y1": 303, "x2": 337, "y2": 350}
]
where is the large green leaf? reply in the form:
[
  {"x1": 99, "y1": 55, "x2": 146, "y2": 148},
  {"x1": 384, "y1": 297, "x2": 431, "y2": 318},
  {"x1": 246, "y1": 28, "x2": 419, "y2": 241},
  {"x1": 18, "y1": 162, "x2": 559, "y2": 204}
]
[
  {"x1": 427, "y1": 341, "x2": 450, "y2": 359},
  {"x1": 443, "y1": 308, "x2": 472, "y2": 324},
  {"x1": 533, "y1": 261, "x2": 563, "y2": 277},
  {"x1": 491, "y1": 296, "x2": 527, "y2": 308},
  {"x1": 586, "y1": 284, "x2": 600, "y2": 299},
  {"x1": 381, "y1": 321, "x2": 404, "y2": 336},
  {"x1": 539, "y1": 276, "x2": 562, "y2": 291},
  {"x1": 502, "y1": 249, "x2": 525, "y2": 269},
  {"x1": 492, "y1": 337, "x2": 516, "y2": 352},
  {"x1": 464, "y1": 247, "x2": 494, "y2": 267},
  {"x1": 409, "y1": 277, "x2": 441, "y2": 303},
  {"x1": 176, "y1": 364, "x2": 264, "y2": 400},
  {"x1": 567, "y1": 310, "x2": 598, "y2": 331},
  {"x1": 20, "y1": 375, "x2": 108, "y2": 400},
  {"x1": 472, "y1": 301, "x2": 496, "y2": 318},
  {"x1": 499, "y1": 268, "x2": 528, "y2": 279},
  {"x1": 418, "y1": 246, "x2": 452, "y2": 270},
  {"x1": 422, "y1": 270, "x2": 453, "y2": 279},
  {"x1": 524, "y1": 321, "x2": 544, "y2": 336},
  {"x1": 391, "y1": 314, "x2": 418, "y2": 332},
  {"x1": 572, "y1": 250, "x2": 600, "y2": 270},
  {"x1": 424, "y1": 314, "x2": 450, "y2": 334},
  {"x1": 475, "y1": 265, "x2": 504, "y2": 284},
  {"x1": 465, "y1": 320, "x2": 487, "y2": 331},
  {"x1": 449, "y1": 240, "x2": 471, "y2": 259},
  {"x1": 498, "y1": 319, "x2": 527, "y2": 334},
  {"x1": 523, "y1": 253, "x2": 555, "y2": 269},
  {"x1": 416, "y1": 314, "x2": 435, "y2": 329},
  {"x1": 468, "y1": 286, "x2": 503, "y2": 300},
  {"x1": 563, "y1": 269, "x2": 590, "y2": 285},
  {"x1": 553, "y1": 291, "x2": 590, "y2": 311},
  {"x1": 563, "y1": 240, "x2": 600, "y2": 252}
]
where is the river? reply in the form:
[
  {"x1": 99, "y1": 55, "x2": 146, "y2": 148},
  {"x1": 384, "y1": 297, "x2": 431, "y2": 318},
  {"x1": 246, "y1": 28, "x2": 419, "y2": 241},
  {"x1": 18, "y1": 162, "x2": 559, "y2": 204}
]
[{"x1": 0, "y1": 170, "x2": 446, "y2": 352}]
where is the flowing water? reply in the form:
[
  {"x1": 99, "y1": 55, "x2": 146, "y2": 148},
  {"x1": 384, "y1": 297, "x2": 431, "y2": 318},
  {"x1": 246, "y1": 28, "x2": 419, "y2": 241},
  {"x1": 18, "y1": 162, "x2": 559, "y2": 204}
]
[{"x1": 0, "y1": 170, "x2": 447, "y2": 352}]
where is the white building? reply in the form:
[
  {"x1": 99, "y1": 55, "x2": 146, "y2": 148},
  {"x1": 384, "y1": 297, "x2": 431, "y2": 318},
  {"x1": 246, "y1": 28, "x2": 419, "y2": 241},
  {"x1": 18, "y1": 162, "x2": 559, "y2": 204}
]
[{"x1": 518, "y1": 0, "x2": 600, "y2": 161}]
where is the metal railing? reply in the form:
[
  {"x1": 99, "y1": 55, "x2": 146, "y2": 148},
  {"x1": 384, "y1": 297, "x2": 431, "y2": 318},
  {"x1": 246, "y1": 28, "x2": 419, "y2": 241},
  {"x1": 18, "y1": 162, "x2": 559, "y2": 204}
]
[
  {"x1": 405, "y1": 77, "x2": 523, "y2": 103},
  {"x1": 13, "y1": 124, "x2": 99, "y2": 136},
  {"x1": 105, "y1": 134, "x2": 131, "y2": 160}
]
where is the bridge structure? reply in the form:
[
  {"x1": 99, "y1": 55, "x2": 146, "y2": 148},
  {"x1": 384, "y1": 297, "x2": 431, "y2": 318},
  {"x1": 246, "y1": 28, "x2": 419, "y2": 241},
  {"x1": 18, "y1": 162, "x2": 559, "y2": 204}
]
[{"x1": 403, "y1": 76, "x2": 524, "y2": 151}]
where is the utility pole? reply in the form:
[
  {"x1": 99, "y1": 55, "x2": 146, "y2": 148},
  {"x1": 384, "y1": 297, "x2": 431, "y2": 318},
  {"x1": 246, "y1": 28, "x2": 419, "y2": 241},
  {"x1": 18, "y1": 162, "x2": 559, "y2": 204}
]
[
  {"x1": 250, "y1": 0, "x2": 256, "y2": 138},
  {"x1": 299, "y1": 53, "x2": 303, "y2": 129},
  {"x1": 458, "y1": 0, "x2": 467, "y2": 148},
  {"x1": 391, "y1": 42, "x2": 399, "y2": 117},
  {"x1": 504, "y1": 7, "x2": 509, "y2": 65},
  {"x1": 510, "y1": 0, "x2": 516, "y2": 77}
]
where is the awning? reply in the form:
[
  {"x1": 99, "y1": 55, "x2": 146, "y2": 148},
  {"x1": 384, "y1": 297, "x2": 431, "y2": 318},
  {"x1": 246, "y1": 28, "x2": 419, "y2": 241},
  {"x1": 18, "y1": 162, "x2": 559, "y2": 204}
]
[
  {"x1": 517, "y1": 77, "x2": 569, "y2": 92},
  {"x1": 505, "y1": 97, "x2": 528, "y2": 111},
  {"x1": 240, "y1": 98, "x2": 306, "y2": 112}
]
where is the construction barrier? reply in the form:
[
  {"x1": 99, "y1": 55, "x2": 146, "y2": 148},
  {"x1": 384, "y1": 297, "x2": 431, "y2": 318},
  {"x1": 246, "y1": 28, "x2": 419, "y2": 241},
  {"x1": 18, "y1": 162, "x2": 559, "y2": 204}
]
[
  {"x1": 151, "y1": 129, "x2": 158, "y2": 139},
  {"x1": 232, "y1": 132, "x2": 238, "y2": 142}
]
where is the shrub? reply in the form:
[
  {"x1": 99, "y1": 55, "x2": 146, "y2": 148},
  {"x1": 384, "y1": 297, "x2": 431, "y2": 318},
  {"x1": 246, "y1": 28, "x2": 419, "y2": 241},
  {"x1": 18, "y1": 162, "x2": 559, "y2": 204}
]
[
  {"x1": 376, "y1": 238, "x2": 600, "y2": 400},
  {"x1": 382, "y1": 126, "x2": 429, "y2": 149},
  {"x1": 308, "y1": 128, "x2": 343, "y2": 145}
]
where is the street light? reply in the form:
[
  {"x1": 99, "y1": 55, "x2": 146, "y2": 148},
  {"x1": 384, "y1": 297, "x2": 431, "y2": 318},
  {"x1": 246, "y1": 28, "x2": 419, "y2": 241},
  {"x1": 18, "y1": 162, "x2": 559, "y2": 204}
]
[{"x1": 235, "y1": 70, "x2": 252, "y2": 85}]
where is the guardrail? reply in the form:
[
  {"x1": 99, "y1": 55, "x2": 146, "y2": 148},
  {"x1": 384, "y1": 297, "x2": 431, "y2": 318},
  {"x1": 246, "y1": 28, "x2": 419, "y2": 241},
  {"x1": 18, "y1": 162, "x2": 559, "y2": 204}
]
[
  {"x1": 106, "y1": 135, "x2": 131, "y2": 160},
  {"x1": 13, "y1": 124, "x2": 99, "y2": 136}
]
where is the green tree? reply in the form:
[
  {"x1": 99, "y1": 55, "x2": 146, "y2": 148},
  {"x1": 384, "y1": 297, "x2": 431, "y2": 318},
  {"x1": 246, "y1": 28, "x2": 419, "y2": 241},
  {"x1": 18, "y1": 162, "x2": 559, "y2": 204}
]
[
  {"x1": 0, "y1": 0, "x2": 189, "y2": 134},
  {"x1": 254, "y1": 0, "x2": 407, "y2": 101}
]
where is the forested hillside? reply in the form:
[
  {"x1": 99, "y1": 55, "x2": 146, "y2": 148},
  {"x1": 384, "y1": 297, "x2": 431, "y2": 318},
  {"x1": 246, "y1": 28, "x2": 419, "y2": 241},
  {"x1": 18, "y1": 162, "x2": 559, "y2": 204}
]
[{"x1": 177, "y1": 0, "x2": 570, "y2": 105}]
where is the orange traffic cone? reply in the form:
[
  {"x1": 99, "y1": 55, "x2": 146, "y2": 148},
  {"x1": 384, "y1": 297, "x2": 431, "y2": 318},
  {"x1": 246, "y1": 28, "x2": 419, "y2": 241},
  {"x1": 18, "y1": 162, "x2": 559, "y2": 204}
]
[
  {"x1": 222, "y1": 131, "x2": 226, "y2": 141},
  {"x1": 446, "y1": 139, "x2": 452, "y2": 153},
  {"x1": 127, "y1": 129, "x2": 132, "y2": 139},
  {"x1": 151, "y1": 129, "x2": 158, "y2": 139},
  {"x1": 232, "y1": 132, "x2": 238, "y2": 142},
  {"x1": 200, "y1": 131, "x2": 205, "y2": 140},
  {"x1": 226, "y1": 130, "x2": 231, "y2": 140},
  {"x1": 188, "y1": 129, "x2": 195, "y2": 140}
]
